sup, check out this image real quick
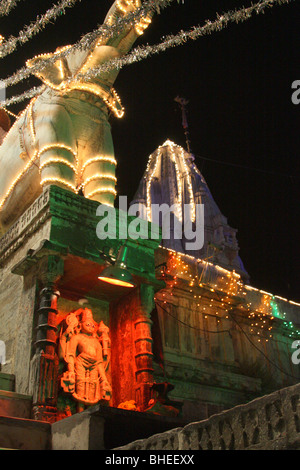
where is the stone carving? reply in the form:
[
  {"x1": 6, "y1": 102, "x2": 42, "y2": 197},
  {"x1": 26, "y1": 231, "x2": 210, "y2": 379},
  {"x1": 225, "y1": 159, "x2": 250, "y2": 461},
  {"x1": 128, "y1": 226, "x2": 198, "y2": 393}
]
[
  {"x1": 59, "y1": 308, "x2": 112, "y2": 407},
  {"x1": 0, "y1": 0, "x2": 152, "y2": 234}
]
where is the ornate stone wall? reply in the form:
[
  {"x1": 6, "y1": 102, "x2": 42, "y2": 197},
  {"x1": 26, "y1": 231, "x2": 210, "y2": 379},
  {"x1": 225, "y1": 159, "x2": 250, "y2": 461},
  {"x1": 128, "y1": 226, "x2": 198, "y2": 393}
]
[{"x1": 116, "y1": 381, "x2": 300, "y2": 450}]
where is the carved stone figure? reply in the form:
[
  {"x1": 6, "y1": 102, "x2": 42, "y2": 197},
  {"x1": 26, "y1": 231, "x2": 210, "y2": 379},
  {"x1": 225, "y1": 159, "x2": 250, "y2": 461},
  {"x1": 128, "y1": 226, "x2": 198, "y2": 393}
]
[
  {"x1": 0, "y1": 0, "x2": 152, "y2": 234},
  {"x1": 60, "y1": 308, "x2": 112, "y2": 408}
]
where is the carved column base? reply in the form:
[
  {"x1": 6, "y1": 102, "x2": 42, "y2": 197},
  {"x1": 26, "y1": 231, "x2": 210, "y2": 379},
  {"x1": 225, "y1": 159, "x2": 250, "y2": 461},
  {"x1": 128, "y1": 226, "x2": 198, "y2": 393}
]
[
  {"x1": 30, "y1": 351, "x2": 59, "y2": 421},
  {"x1": 135, "y1": 382, "x2": 153, "y2": 412},
  {"x1": 32, "y1": 405, "x2": 58, "y2": 423}
]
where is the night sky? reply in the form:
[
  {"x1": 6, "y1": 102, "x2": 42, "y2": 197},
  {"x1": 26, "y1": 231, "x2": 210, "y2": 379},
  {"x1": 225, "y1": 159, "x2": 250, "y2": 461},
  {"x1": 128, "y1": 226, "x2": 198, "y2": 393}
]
[{"x1": 1, "y1": 0, "x2": 299, "y2": 301}]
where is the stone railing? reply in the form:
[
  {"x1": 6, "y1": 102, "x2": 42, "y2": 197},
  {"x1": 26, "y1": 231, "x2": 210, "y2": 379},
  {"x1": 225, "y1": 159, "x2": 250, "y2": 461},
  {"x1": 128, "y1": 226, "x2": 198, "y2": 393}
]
[{"x1": 115, "y1": 382, "x2": 300, "y2": 450}]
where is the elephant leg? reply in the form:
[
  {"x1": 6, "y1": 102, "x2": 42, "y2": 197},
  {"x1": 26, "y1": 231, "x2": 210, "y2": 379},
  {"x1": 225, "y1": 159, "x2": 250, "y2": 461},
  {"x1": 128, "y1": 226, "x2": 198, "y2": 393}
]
[
  {"x1": 80, "y1": 119, "x2": 117, "y2": 207},
  {"x1": 35, "y1": 102, "x2": 78, "y2": 192}
]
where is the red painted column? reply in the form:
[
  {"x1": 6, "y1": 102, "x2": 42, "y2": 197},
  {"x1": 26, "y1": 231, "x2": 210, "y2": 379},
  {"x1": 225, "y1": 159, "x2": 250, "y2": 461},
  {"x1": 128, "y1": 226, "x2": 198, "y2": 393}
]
[{"x1": 110, "y1": 284, "x2": 155, "y2": 411}]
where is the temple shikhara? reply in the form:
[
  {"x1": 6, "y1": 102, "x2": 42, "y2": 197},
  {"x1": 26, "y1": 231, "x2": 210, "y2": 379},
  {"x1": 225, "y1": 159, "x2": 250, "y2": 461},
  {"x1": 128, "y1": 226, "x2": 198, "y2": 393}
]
[{"x1": 0, "y1": 0, "x2": 299, "y2": 451}]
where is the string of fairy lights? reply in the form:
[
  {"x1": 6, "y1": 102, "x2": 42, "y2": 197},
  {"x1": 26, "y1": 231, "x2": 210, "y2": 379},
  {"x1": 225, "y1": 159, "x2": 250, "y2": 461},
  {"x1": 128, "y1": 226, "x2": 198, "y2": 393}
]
[
  {"x1": 0, "y1": 0, "x2": 82, "y2": 59},
  {"x1": 0, "y1": 0, "x2": 176, "y2": 96},
  {"x1": 154, "y1": 247, "x2": 300, "y2": 379},
  {"x1": 155, "y1": 247, "x2": 300, "y2": 344},
  {"x1": 0, "y1": 0, "x2": 295, "y2": 109}
]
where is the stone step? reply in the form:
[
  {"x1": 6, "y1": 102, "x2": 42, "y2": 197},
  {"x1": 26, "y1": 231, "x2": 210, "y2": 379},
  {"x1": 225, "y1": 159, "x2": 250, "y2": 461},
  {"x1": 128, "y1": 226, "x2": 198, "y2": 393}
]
[
  {"x1": 0, "y1": 416, "x2": 51, "y2": 450},
  {"x1": 0, "y1": 390, "x2": 32, "y2": 419}
]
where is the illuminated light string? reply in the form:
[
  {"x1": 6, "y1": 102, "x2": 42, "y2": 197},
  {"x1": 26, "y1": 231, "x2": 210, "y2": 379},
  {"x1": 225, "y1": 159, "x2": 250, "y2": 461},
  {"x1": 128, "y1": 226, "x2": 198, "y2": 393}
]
[
  {"x1": 158, "y1": 246, "x2": 300, "y2": 343},
  {"x1": 81, "y1": 173, "x2": 117, "y2": 190},
  {"x1": 169, "y1": 142, "x2": 183, "y2": 223},
  {"x1": 146, "y1": 148, "x2": 161, "y2": 221},
  {"x1": 25, "y1": 51, "x2": 125, "y2": 118},
  {"x1": 40, "y1": 177, "x2": 77, "y2": 192},
  {"x1": 28, "y1": 97, "x2": 37, "y2": 142},
  {"x1": 2, "y1": 0, "x2": 293, "y2": 109},
  {"x1": 38, "y1": 143, "x2": 78, "y2": 165},
  {"x1": 1, "y1": 0, "x2": 174, "y2": 93},
  {"x1": 71, "y1": 0, "x2": 294, "y2": 83},
  {"x1": 0, "y1": 129, "x2": 119, "y2": 208},
  {"x1": 85, "y1": 187, "x2": 117, "y2": 199},
  {"x1": 0, "y1": 142, "x2": 77, "y2": 209},
  {"x1": 179, "y1": 145, "x2": 195, "y2": 223},
  {"x1": 39, "y1": 157, "x2": 77, "y2": 174},
  {"x1": 155, "y1": 249, "x2": 299, "y2": 350},
  {"x1": 157, "y1": 272, "x2": 298, "y2": 379},
  {"x1": 226, "y1": 307, "x2": 299, "y2": 380},
  {"x1": 81, "y1": 155, "x2": 117, "y2": 175},
  {"x1": 0, "y1": 0, "x2": 82, "y2": 59}
]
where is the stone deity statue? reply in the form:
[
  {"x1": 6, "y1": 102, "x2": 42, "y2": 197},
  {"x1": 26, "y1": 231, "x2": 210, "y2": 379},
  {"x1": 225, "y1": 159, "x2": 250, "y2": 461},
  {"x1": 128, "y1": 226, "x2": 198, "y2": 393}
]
[
  {"x1": 60, "y1": 308, "x2": 112, "y2": 408},
  {"x1": 0, "y1": 0, "x2": 152, "y2": 234}
]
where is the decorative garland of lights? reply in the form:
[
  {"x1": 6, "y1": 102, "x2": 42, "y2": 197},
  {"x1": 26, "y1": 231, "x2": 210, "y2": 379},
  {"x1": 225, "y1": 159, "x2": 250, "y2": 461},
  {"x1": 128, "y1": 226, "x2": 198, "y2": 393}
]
[
  {"x1": 85, "y1": 187, "x2": 117, "y2": 199},
  {"x1": 0, "y1": 0, "x2": 23, "y2": 17},
  {"x1": 179, "y1": 145, "x2": 195, "y2": 223},
  {"x1": 146, "y1": 148, "x2": 161, "y2": 221},
  {"x1": 3, "y1": 0, "x2": 293, "y2": 109},
  {"x1": 0, "y1": 0, "x2": 81, "y2": 59},
  {"x1": 81, "y1": 173, "x2": 117, "y2": 190},
  {"x1": 1, "y1": 0, "x2": 176, "y2": 96},
  {"x1": 39, "y1": 157, "x2": 77, "y2": 174},
  {"x1": 53, "y1": 0, "x2": 296, "y2": 96},
  {"x1": 158, "y1": 246, "x2": 300, "y2": 344},
  {"x1": 169, "y1": 142, "x2": 183, "y2": 223},
  {"x1": 38, "y1": 143, "x2": 78, "y2": 162},
  {"x1": 40, "y1": 176, "x2": 77, "y2": 192},
  {"x1": 0, "y1": 141, "x2": 78, "y2": 210}
]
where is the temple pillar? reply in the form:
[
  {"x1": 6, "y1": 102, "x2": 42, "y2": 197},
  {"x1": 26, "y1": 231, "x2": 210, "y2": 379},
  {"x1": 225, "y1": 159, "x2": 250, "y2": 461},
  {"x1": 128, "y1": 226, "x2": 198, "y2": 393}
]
[
  {"x1": 29, "y1": 255, "x2": 64, "y2": 422},
  {"x1": 133, "y1": 284, "x2": 155, "y2": 411},
  {"x1": 110, "y1": 283, "x2": 156, "y2": 412}
]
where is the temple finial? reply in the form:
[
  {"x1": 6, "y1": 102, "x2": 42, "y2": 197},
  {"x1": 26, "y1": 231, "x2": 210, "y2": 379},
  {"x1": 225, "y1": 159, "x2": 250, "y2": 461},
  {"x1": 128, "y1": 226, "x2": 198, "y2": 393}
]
[{"x1": 174, "y1": 96, "x2": 193, "y2": 158}]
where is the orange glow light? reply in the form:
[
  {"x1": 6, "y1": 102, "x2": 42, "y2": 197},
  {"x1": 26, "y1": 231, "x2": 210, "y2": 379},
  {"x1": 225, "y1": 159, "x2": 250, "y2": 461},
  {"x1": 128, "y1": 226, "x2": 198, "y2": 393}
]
[{"x1": 98, "y1": 276, "x2": 135, "y2": 288}]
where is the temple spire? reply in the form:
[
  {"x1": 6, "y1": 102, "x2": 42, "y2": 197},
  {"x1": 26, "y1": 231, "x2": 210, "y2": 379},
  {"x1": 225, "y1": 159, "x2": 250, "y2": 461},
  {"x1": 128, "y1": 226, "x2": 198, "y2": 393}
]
[{"x1": 174, "y1": 96, "x2": 193, "y2": 158}]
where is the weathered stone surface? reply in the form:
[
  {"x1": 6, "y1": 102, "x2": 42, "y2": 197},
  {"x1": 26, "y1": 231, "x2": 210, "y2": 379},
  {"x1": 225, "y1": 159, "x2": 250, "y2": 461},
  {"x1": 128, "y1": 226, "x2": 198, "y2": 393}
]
[
  {"x1": 116, "y1": 382, "x2": 300, "y2": 450},
  {"x1": 0, "y1": 415, "x2": 51, "y2": 450},
  {"x1": 0, "y1": 390, "x2": 32, "y2": 419},
  {"x1": 52, "y1": 404, "x2": 184, "y2": 450}
]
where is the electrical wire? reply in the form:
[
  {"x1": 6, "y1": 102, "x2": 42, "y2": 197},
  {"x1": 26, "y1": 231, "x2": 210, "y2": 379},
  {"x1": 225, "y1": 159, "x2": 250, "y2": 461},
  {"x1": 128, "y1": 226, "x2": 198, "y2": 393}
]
[{"x1": 194, "y1": 153, "x2": 298, "y2": 179}]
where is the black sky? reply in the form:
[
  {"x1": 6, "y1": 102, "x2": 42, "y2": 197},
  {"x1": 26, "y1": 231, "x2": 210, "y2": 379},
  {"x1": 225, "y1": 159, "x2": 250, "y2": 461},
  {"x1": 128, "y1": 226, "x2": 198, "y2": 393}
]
[{"x1": 1, "y1": 0, "x2": 299, "y2": 301}]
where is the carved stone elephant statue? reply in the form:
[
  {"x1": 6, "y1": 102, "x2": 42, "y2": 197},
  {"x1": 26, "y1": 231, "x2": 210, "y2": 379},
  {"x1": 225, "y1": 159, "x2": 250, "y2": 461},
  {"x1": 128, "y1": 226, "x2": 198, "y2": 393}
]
[{"x1": 0, "y1": 0, "x2": 152, "y2": 235}]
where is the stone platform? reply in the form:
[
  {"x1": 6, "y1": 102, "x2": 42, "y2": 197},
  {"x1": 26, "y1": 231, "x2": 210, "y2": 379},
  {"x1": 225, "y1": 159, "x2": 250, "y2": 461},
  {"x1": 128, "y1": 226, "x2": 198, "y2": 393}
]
[
  {"x1": 0, "y1": 403, "x2": 184, "y2": 450},
  {"x1": 51, "y1": 404, "x2": 185, "y2": 450}
]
